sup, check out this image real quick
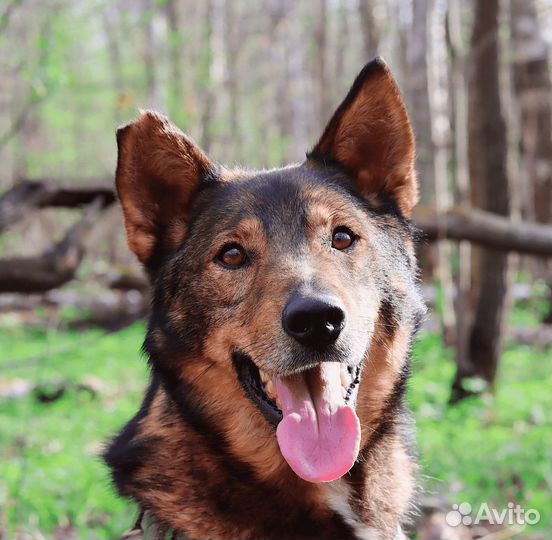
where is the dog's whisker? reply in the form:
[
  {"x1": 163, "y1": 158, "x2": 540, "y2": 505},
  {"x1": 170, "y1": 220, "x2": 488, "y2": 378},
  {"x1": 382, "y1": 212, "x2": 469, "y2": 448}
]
[{"x1": 188, "y1": 360, "x2": 218, "y2": 387}]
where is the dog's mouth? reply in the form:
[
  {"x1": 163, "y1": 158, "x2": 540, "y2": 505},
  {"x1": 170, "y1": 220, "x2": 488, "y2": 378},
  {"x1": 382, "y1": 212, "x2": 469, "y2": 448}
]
[
  {"x1": 233, "y1": 353, "x2": 284, "y2": 426},
  {"x1": 233, "y1": 353, "x2": 362, "y2": 483}
]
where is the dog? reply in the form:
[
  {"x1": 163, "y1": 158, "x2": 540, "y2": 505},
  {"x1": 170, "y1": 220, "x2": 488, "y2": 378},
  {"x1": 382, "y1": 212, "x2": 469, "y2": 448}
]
[{"x1": 104, "y1": 57, "x2": 426, "y2": 540}]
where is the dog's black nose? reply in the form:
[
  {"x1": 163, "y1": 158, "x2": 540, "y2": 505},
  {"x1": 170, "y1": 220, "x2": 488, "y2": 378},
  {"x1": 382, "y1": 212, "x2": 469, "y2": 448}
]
[{"x1": 282, "y1": 293, "x2": 345, "y2": 347}]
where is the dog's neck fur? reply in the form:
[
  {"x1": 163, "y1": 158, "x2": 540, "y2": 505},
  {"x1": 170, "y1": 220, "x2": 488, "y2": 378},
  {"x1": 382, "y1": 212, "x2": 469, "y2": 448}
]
[{"x1": 106, "y1": 376, "x2": 415, "y2": 540}]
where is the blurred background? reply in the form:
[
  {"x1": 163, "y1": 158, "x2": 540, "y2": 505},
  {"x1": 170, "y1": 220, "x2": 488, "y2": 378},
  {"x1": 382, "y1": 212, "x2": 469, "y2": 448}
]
[{"x1": 0, "y1": 0, "x2": 550, "y2": 539}]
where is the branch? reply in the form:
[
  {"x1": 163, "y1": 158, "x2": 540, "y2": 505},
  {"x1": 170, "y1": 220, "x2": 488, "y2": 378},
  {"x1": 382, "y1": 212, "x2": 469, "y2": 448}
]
[
  {"x1": 0, "y1": 99, "x2": 41, "y2": 152},
  {"x1": 414, "y1": 208, "x2": 552, "y2": 256}
]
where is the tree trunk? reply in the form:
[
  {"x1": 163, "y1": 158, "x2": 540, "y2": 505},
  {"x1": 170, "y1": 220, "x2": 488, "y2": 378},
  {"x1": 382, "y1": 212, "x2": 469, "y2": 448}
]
[
  {"x1": 102, "y1": 6, "x2": 125, "y2": 123},
  {"x1": 407, "y1": 0, "x2": 434, "y2": 206},
  {"x1": 164, "y1": 0, "x2": 186, "y2": 128},
  {"x1": 223, "y1": 0, "x2": 237, "y2": 136},
  {"x1": 510, "y1": 0, "x2": 552, "y2": 226},
  {"x1": 313, "y1": 0, "x2": 329, "y2": 129},
  {"x1": 452, "y1": 0, "x2": 511, "y2": 402},
  {"x1": 407, "y1": 0, "x2": 441, "y2": 290},
  {"x1": 447, "y1": 0, "x2": 472, "y2": 376},
  {"x1": 510, "y1": 0, "x2": 552, "y2": 321},
  {"x1": 427, "y1": 2, "x2": 456, "y2": 343},
  {"x1": 141, "y1": 0, "x2": 162, "y2": 110},
  {"x1": 267, "y1": 0, "x2": 293, "y2": 162},
  {"x1": 289, "y1": 6, "x2": 311, "y2": 161},
  {"x1": 358, "y1": 0, "x2": 380, "y2": 60},
  {"x1": 408, "y1": 0, "x2": 453, "y2": 330},
  {"x1": 199, "y1": 0, "x2": 215, "y2": 153},
  {"x1": 334, "y1": 1, "x2": 349, "y2": 87},
  {"x1": 388, "y1": 1, "x2": 409, "y2": 92}
]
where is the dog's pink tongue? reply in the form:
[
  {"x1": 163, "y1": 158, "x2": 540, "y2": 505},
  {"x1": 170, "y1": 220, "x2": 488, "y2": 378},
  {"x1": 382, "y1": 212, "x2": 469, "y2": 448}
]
[{"x1": 274, "y1": 363, "x2": 360, "y2": 483}]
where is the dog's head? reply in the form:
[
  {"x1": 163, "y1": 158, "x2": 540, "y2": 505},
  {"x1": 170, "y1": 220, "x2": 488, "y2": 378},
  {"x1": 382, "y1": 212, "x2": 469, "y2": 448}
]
[{"x1": 116, "y1": 58, "x2": 425, "y2": 484}]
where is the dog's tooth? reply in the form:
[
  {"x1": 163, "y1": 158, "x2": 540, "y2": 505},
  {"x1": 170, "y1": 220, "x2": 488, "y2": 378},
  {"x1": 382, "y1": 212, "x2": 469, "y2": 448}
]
[
  {"x1": 259, "y1": 369, "x2": 270, "y2": 385},
  {"x1": 265, "y1": 380, "x2": 275, "y2": 399},
  {"x1": 340, "y1": 367, "x2": 350, "y2": 388}
]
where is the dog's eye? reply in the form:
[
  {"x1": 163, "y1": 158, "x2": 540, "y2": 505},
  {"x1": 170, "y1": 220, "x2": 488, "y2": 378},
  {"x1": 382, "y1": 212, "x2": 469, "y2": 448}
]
[
  {"x1": 332, "y1": 227, "x2": 355, "y2": 250},
  {"x1": 216, "y1": 244, "x2": 247, "y2": 268}
]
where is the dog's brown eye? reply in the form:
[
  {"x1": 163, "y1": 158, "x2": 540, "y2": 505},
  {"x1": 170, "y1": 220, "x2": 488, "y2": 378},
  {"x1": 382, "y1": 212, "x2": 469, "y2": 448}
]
[
  {"x1": 332, "y1": 228, "x2": 355, "y2": 250},
  {"x1": 217, "y1": 244, "x2": 247, "y2": 268}
]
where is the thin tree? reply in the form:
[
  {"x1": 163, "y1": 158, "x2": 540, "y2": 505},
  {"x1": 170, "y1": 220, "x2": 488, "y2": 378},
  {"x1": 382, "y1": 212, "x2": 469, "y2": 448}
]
[
  {"x1": 141, "y1": 0, "x2": 161, "y2": 110},
  {"x1": 267, "y1": 0, "x2": 294, "y2": 162},
  {"x1": 102, "y1": 5, "x2": 125, "y2": 123},
  {"x1": 198, "y1": 0, "x2": 215, "y2": 153},
  {"x1": 358, "y1": 0, "x2": 380, "y2": 60},
  {"x1": 407, "y1": 0, "x2": 434, "y2": 207},
  {"x1": 313, "y1": 0, "x2": 329, "y2": 129},
  {"x1": 447, "y1": 0, "x2": 472, "y2": 372},
  {"x1": 510, "y1": 0, "x2": 552, "y2": 322},
  {"x1": 223, "y1": 0, "x2": 240, "y2": 144},
  {"x1": 428, "y1": 0, "x2": 456, "y2": 343},
  {"x1": 407, "y1": 0, "x2": 455, "y2": 338},
  {"x1": 451, "y1": 0, "x2": 511, "y2": 401},
  {"x1": 164, "y1": 0, "x2": 186, "y2": 128}
]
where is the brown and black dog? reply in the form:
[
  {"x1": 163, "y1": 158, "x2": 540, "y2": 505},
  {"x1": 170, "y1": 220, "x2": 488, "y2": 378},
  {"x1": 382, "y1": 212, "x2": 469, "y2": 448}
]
[{"x1": 104, "y1": 57, "x2": 426, "y2": 540}]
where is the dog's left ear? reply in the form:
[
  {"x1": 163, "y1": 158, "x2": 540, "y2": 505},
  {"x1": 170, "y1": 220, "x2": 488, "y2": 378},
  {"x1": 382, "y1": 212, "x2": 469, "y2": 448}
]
[{"x1": 308, "y1": 57, "x2": 417, "y2": 218}]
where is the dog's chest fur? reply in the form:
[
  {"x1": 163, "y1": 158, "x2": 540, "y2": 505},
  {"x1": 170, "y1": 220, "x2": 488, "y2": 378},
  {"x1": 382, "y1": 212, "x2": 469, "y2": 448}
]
[
  {"x1": 137, "y1": 485, "x2": 407, "y2": 540},
  {"x1": 323, "y1": 481, "x2": 408, "y2": 540},
  {"x1": 106, "y1": 383, "x2": 414, "y2": 540}
]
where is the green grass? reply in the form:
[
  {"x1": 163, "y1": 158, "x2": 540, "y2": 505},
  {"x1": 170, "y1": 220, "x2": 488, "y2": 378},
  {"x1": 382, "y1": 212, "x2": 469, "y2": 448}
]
[
  {"x1": 410, "y1": 334, "x2": 551, "y2": 536},
  {"x1": 0, "y1": 324, "x2": 148, "y2": 539},
  {"x1": 0, "y1": 318, "x2": 550, "y2": 538}
]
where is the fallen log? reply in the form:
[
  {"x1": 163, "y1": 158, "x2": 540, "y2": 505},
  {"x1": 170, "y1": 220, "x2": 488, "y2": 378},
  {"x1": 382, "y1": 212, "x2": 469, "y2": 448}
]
[
  {"x1": 1, "y1": 182, "x2": 550, "y2": 256},
  {"x1": 0, "y1": 182, "x2": 551, "y2": 294},
  {"x1": 415, "y1": 207, "x2": 552, "y2": 257},
  {"x1": 0, "y1": 179, "x2": 115, "y2": 231},
  {"x1": 0, "y1": 198, "x2": 104, "y2": 293}
]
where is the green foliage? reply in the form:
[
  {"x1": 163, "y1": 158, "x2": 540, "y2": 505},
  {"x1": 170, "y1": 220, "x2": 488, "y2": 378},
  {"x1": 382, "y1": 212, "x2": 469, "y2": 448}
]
[
  {"x1": 0, "y1": 321, "x2": 550, "y2": 537},
  {"x1": 510, "y1": 279, "x2": 550, "y2": 327}
]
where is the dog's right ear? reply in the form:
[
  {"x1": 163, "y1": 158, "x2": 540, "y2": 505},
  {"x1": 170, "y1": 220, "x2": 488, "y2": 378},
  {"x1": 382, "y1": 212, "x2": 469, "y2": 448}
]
[{"x1": 115, "y1": 111, "x2": 214, "y2": 270}]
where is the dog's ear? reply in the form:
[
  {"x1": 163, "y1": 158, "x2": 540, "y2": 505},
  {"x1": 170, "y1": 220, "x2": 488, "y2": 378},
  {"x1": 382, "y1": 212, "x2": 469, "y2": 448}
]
[
  {"x1": 308, "y1": 57, "x2": 417, "y2": 218},
  {"x1": 115, "y1": 111, "x2": 214, "y2": 268}
]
